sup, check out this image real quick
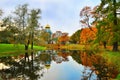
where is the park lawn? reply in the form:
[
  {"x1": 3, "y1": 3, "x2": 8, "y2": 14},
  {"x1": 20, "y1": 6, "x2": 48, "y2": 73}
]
[
  {"x1": 100, "y1": 51, "x2": 120, "y2": 79},
  {"x1": 0, "y1": 44, "x2": 46, "y2": 57}
]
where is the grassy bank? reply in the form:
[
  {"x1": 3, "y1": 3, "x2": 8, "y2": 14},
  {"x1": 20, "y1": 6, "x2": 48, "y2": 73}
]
[
  {"x1": 0, "y1": 44, "x2": 46, "y2": 57},
  {"x1": 60, "y1": 44, "x2": 85, "y2": 50},
  {"x1": 100, "y1": 51, "x2": 120, "y2": 79}
]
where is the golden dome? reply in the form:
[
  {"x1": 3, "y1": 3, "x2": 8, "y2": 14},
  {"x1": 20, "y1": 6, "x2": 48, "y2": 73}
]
[
  {"x1": 45, "y1": 24, "x2": 50, "y2": 28},
  {"x1": 45, "y1": 64, "x2": 51, "y2": 69}
]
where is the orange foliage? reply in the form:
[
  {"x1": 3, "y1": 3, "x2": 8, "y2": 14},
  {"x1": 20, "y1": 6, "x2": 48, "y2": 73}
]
[
  {"x1": 58, "y1": 34, "x2": 69, "y2": 44},
  {"x1": 80, "y1": 52, "x2": 92, "y2": 66},
  {"x1": 80, "y1": 52, "x2": 118, "y2": 79},
  {"x1": 80, "y1": 27, "x2": 97, "y2": 44}
]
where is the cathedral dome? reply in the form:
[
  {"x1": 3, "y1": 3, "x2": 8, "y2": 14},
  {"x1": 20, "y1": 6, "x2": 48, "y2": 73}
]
[
  {"x1": 45, "y1": 24, "x2": 50, "y2": 28},
  {"x1": 45, "y1": 24, "x2": 52, "y2": 35}
]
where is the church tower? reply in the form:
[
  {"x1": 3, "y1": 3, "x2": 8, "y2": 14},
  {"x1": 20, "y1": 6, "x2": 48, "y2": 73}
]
[
  {"x1": 45, "y1": 24, "x2": 52, "y2": 35},
  {"x1": 44, "y1": 24, "x2": 53, "y2": 44}
]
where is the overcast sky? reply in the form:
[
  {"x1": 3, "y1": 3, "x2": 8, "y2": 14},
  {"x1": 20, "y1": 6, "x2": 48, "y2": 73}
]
[{"x1": 0, "y1": 0, "x2": 100, "y2": 35}]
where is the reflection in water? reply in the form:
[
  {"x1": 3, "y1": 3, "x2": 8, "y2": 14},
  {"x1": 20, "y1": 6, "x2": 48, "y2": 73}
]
[
  {"x1": 0, "y1": 50, "x2": 118, "y2": 80},
  {"x1": 0, "y1": 52, "x2": 43, "y2": 80},
  {"x1": 72, "y1": 50, "x2": 119, "y2": 80},
  {"x1": 40, "y1": 50, "x2": 97, "y2": 80}
]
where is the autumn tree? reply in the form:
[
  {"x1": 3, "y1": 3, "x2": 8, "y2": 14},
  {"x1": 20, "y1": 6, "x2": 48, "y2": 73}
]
[
  {"x1": 80, "y1": 6, "x2": 96, "y2": 31},
  {"x1": 80, "y1": 6, "x2": 99, "y2": 45},
  {"x1": 58, "y1": 33, "x2": 69, "y2": 45},
  {"x1": 80, "y1": 27, "x2": 97, "y2": 44}
]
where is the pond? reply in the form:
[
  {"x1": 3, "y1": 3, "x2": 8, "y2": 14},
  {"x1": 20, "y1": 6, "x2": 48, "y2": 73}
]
[{"x1": 0, "y1": 50, "x2": 118, "y2": 80}]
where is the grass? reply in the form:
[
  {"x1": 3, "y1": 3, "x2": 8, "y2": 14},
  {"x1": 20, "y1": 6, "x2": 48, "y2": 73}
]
[
  {"x1": 0, "y1": 43, "x2": 46, "y2": 57},
  {"x1": 116, "y1": 74, "x2": 120, "y2": 79},
  {"x1": 1, "y1": 43, "x2": 120, "y2": 79},
  {"x1": 100, "y1": 50, "x2": 120, "y2": 79},
  {"x1": 101, "y1": 51, "x2": 120, "y2": 69},
  {"x1": 60, "y1": 44, "x2": 85, "y2": 50},
  {"x1": 46, "y1": 44, "x2": 85, "y2": 50}
]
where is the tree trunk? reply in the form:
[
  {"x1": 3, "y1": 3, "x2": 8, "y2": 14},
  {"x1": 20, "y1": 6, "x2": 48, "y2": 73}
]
[
  {"x1": 113, "y1": 42, "x2": 118, "y2": 51},
  {"x1": 112, "y1": 0, "x2": 118, "y2": 51},
  {"x1": 31, "y1": 32, "x2": 34, "y2": 50},
  {"x1": 24, "y1": 38, "x2": 30, "y2": 62},
  {"x1": 25, "y1": 44, "x2": 28, "y2": 50},
  {"x1": 103, "y1": 41, "x2": 106, "y2": 49}
]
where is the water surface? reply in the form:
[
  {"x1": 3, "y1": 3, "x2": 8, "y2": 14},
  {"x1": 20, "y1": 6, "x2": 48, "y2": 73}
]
[{"x1": 0, "y1": 50, "x2": 115, "y2": 80}]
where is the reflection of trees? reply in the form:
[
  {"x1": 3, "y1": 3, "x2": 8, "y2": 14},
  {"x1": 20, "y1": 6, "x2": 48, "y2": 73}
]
[
  {"x1": 71, "y1": 50, "x2": 119, "y2": 79},
  {"x1": 0, "y1": 50, "x2": 118, "y2": 80},
  {"x1": 70, "y1": 50, "x2": 82, "y2": 64},
  {"x1": 39, "y1": 52, "x2": 52, "y2": 67},
  {"x1": 57, "y1": 50, "x2": 69, "y2": 61},
  {"x1": 70, "y1": 51, "x2": 96, "y2": 80},
  {"x1": 79, "y1": 51, "x2": 118, "y2": 79},
  {"x1": 81, "y1": 67, "x2": 96, "y2": 80},
  {"x1": 90, "y1": 54, "x2": 119, "y2": 79},
  {"x1": 51, "y1": 50, "x2": 70, "y2": 63},
  {"x1": 0, "y1": 52, "x2": 45, "y2": 80}
]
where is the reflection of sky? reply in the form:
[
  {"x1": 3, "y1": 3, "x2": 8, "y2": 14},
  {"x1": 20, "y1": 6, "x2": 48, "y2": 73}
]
[{"x1": 40, "y1": 56, "x2": 97, "y2": 80}]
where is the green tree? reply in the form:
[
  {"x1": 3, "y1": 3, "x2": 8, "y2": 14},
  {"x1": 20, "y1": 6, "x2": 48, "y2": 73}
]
[
  {"x1": 13, "y1": 4, "x2": 30, "y2": 50},
  {"x1": 96, "y1": 0, "x2": 120, "y2": 51},
  {"x1": 0, "y1": 16, "x2": 19, "y2": 43},
  {"x1": 28, "y1": 9, "x2": 41, "y2": 50},
  {"x1": 13, "y1": 4, "x2": 42, "y2": 51},
  {"x1": 0, "y1": 9, "x2": 4, "y2": 42},
  {"x1": 0, "y1": 9, "x2": 3, "y2": 18},
  {"x1": 40, "y1": 30, "x2": 51, "y2": 44},
  {"x1": 70, "y1": 29, "x2": 81, "y2": 44},
  {"x1": 0, "y1": 30, "x2": 12, "y2": 43}
]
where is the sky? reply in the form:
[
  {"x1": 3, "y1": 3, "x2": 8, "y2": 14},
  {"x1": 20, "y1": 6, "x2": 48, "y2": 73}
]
[{"x1": 0, "y1": 0, "x2": 100, "y2": 35}]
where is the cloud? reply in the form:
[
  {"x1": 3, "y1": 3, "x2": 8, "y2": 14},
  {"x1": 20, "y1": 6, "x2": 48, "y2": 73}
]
[
  {"x1": 0, "y1": 0, "x2": 101, "y2": 35},
  {"x1": 37, "y1": 0, "x2": 100, "y2": 35}
]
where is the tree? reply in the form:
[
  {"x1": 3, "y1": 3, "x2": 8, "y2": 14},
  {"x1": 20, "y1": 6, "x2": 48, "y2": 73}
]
[
  {"x1": 0, "y1": 9, "x2": 3, "y2": 18},
  {"x1": 13, "y1": 4, "x2": 29, "y2": 50},
  {"x1": 96, "y1": 0, "x2": 120, "y2": 51},
  {"x1": 95, "y1": 17, "x2": 113, "y2": 48},
  {"x1": 70, "y1": 29, "x2": 81, "y2": 44},
  {"x1": 13, "y1": 4, "x2": 41, "y2": 51},
  {"x1": 0, "y1": 15, "x2": 19, "y2": 43},
  {"x1": 28, "y1": 9, "x2": 41, "y2": 50},
  {"x1": 58, "y1": 33, "x2": 69, "y2": 45},
  {"x1": 112, "y1": 0, "x2": 119, "y2": 51},
  {"x1": 80, "y1": 27, "x2": 97, "y2": 44},
  {"x1": 40, "y1": 30, "x2": 51, "y2": 44},
  {"x1": 80, "y1": 6, "x2": 96, "y2": 31},
  {"x1": 0, "y1": 30, "x2": 12, "y2": 43}
]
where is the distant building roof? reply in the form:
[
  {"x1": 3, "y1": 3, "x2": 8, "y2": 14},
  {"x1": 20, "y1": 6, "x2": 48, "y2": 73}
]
[{"x1": 56, "y1": 31, "x2": 62, "y2": 33}]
